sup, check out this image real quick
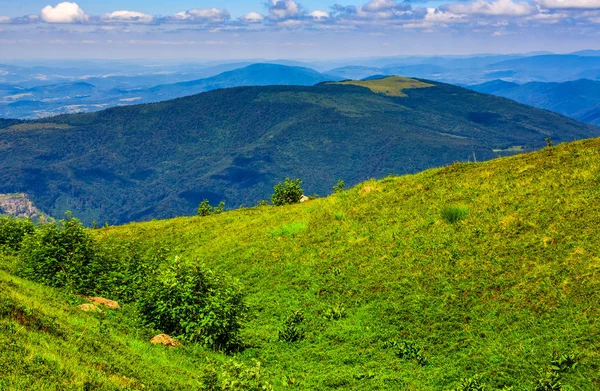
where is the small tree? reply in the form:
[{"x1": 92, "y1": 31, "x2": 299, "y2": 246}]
[
  {"x1": 198, "y1": 200, "x2": 226, "y2": 216},
  {"x1": 198, "y1": 200, "x2": 212, "y2": 216},
  {"x1": 19, "y1": 214, "x2": 100, "y2": 293},
  {"x1": 271, "y1": 178, "x2": 303, "y2": 206},
  {"x1": 213, "y1": 201, "x2": 225, "y2": 214},
  {"x1": 333, "y1": 179, "x2": 345, "y2": 193},
  {"x1": 0, "y1": 216, "x2": 36, "y2": 252}
]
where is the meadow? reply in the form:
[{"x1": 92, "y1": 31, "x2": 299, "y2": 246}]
[{"x1": 1, "y1": 137, "x2": 599, "y2": 390}]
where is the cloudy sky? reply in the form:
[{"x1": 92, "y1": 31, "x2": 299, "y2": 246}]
[{"x1": 1, "y1": 0, "x2": 599, "y2": 59}]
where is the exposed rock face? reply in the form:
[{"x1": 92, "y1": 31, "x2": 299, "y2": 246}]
[
  {"x1": 0, "y1": 193, "x2": 43, "y2": 219},
  {"x1": 300, "y1": 195, "x2": 310, "y2": 203},
  {"x1": 150, "y1": 334, "x2": 182, "y2": 348},
  {"x1": 85, "y1": 296, "x2": 120, "y2": 309}
]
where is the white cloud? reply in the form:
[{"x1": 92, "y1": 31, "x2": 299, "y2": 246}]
[
  {"x1": 173, "y1": 8, "x2": 230, "y2": 23},
  {"x1": 447, "y1": 0, "x2": 536, "y2": 16},
  {"x1": 278, "y1": 19, "x2": 303, "y2": 27},
  {"x1": 424, "y1": 8, "x2": 466, "y2": 23},
  {"x1": 357, "y1": 0, "x2": 410, "y2": 19},
  {"x1": 309, "y1": 10, "x2": 330, "y2": 21},
  {"x1": 536, "y1": 0, "x2": 600, "y2": 9},
  {"x1": 241, "y1": 12, "x2": 264, "y2": 23},
  {"x1": 103, "y1": 10, "x2": 153, "y2": 23},
  {"x1": 0, "y1": 16, "x2": 12, "y2": 24},
  {"x1": 362, "y1": 0, "x2": 398, "y2": 12},
  {"x1": 41, "y1": 2, "x2": 88, "y2": 23},
  {"x1": 269, "y1": 0, "x2": 300, "y2": 20}
]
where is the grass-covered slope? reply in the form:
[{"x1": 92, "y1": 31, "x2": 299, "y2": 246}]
[
  {"x1": 88, "y1": 138, "x2": 599, "y2": 390},
  {"x1": 331, "y1": 76, "x2": 434, "y2": 96},
  {"x1": 1, "y1": 78, "x2": 598, "y2": 225},
  {"x1": 0, "y1": 254, "x2": 215, "y2": 390}
]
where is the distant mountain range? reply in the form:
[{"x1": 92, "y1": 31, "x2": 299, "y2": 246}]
[
  {"x1": 3, "y1": 53, "x2": 600, "y2": 119},
  {"x1": 1, "y1": 77, "x2": 597, "y2": 225},
  {"x1": 0, "y1": 64, "x2": 341, "y2": 119},
  {"x1": 3, "y1": 52, "x2": 600, "y2": 119},
  {"x1": 469, "y1": 78, "x2": 600, "y2": 126}
]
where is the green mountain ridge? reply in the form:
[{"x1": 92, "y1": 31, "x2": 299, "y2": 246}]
[
  {"x1": 469, "y1": 78, "x2": 600, "y2": 126},
  {"x1": 1, "y1": 136, "x2": 599, "y2": 389},
  {"x1": 1, "y1": 77, "x2": 597, "y2": 225}
]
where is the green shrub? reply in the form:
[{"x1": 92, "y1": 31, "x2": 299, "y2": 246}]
[
  {"x1": 449, "y1": 375, "x2": 487, "y2": 391},
  {"x1": 549, "y1": 351, "x2": 578, "y2": 373},
  {"x1": 213, "y1": 201, "x2": 225, "y2": 214},
  {"x1": 256, "y1": 200, "x2": 269, "y2": 207},
  {"x1": 18, "y1": 215, "x2": 101, "y2": 293},
  {"x1": 279, "y1": 311, "x2": 305, "y2": 342},
  {"x1": 333, "y1": 179, "x2": 345, "y2": 193},
  {"x1": 0, "y1": 216, "x2": 36, "y2": 252},
  {"x1": 385, "y1": 340, "x2": 428, "y2": 366},
  {"x1": 198, "y1": 200, "x2": 226, "y2": 216},
  {"x1": 219, "y1": 360, "x2": 274, "y2": 391},
  {"x1": 533, "y1": 370, "x2": 562, "y2": 391},
  {"x1": 138, "y1": 256, "x2": 248, "y2": 351},
  {"x1": 323, "y1": 302, "x2": 347, "y2": 321},
  {"x1": 271, "y1": 178, "x2": 303, "y2": 206},
  {"x1": 441, "y1": 205, "x2": 469, "y2": 224}
]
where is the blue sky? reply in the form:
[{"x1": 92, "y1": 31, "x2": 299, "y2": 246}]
[{"x1": 0, "y1": 0, "x2": 599, "y2": 59}]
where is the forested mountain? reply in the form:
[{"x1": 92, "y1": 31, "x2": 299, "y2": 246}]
[
  {"x1": 469, "y1": 79, "x2": 600, "y2": 126},
  {"x1": 0, "y1": 77, "x2": 597, "y2": 224}
]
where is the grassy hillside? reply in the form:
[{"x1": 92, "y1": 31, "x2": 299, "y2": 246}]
[
  {"x1": 1, "y1": 77, "x2": 597, "y2": 225},
  {"x1": 1, "y1": 138, "x2": 599, "y2": 389},
  {"x1": 331, "y1": 76, "x2": 434, "y2": 97}
]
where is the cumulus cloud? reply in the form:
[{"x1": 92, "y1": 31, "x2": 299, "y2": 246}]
[
  {"x1": 241, "y1": 12, "x2": 264, "y2": 23},
  {"x1": 103, "y1": 10, "x2": 154, "y2": 23},
  {"x1": 536, "y1": 0, "x2": 600, "y2": 9},
  {"x1": 309, "y1": 10, "x2": 331, "y2": 21},
  {"x1": 362, "y1": 0, "x2": 399, "y2": 12},
  {"x1": 423, "y1": 8, "x2": 466, "y2": 23},
  {"x1": 357, "y1": 0, "x2": 411, "y2": 19},
  {"x1": 269, "y1": 0, "x2": 301, "y2": 20},
  {"x1": 0, "y1": 16, "x2": 12, "y2": 24},
  {"x1": 172, "y1": 8, "x2": 230, "y2": 23},
  {"x1": 41, "y1": 2, "x2": 88, "y2": 23},
  {"x1": 446, "y1": 0, "x2": 536, "y2": 16}
]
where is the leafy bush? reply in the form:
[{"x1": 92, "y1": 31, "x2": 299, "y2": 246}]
[
  {"x1": 18, "y1": 215, "x2": 101, "y2": 293},
  {"x1": 333, "y1": 179, "x2": 345, "y2": 193},
  {"x1": 271, "y1": 178, "x2": 303, "y2": 206},
  {"x1": 198, "y1": 200, "x2": 226, "y2": 216},
  {"x1": 256, "y1": 200, "x2": 270, "y2": 207},
  {"x1": 139, "y1": 256, "x2": 248, "y2": 351},
  {"x1": 279, "y1": 311, "x2": 305, "y2": 342},
  {"x1": 441, "y1": 205, "x2": 469, "y2": 224},
  {"x1": 219, "y1": 360, "x2": 274, "y2": 391},
  {"x1": 533, "y1": 370, "x2": 562, "y2": 391},
  {"x1": 549, "y1": 351, "x2": 578, "y2": 373},
  {"x1": 449, "y1": 375, "x2": 487, "y2": 391},
  {"x1": 323, "y1": 302, "x2": 347, "y2": 321},
  {"x1": 385, "y1": 340, "x2": 428, "y2": 366},
  {"x1": 0, "y1": 216, "x2": 36, "y2": 252}
]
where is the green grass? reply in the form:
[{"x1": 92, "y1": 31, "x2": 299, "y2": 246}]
[
  {"x1": 331, "y1": 76, "x2": 435, "y2": 97},
  {"x1": 2, "y1": 138, "x2": 600, "y2": 390}
]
